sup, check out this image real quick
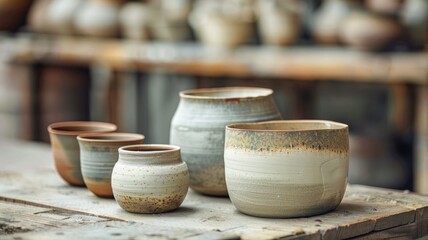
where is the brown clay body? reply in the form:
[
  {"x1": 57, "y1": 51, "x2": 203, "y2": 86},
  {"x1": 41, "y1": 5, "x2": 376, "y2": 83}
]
[{"x1": 47, "y1": 121, "x2": 117, "y2": 186}]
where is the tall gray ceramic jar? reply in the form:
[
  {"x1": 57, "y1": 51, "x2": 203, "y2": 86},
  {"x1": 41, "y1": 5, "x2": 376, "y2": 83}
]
[{"x1": 170, "y1": 87, "x2": 282, "y2": 196}]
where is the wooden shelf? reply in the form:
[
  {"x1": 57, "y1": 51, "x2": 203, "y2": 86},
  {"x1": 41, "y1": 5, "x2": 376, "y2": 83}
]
[{"x1": 1, "y1": 33, "x2": 427, "y2": 84}]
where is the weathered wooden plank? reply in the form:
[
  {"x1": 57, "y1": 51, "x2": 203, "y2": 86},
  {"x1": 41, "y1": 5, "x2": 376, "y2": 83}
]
[
  {"x1": 0, "y1": 199, "x2": 110, "y2": 236},
  {"x1": 1, "y1": 140, "x2": 428, "y2": 239},
  {"x1": 6, "y1": 221, "x2": 239, "y2": 240}
]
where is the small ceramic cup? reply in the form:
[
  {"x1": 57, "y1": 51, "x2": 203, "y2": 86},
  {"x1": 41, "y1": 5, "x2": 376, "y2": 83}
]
[
  {"x1": 225, "y1": 120, "x2": 349, "y2": 218},
  {"x1": 112, "y1": 144, "x2": 189, "y2": 213},
  {"x1": 77, "y1": 133, "x2": 145, "y2": 198},
  {"x1": 47, "y1": 121, "x2": 117, "y2": 186}
]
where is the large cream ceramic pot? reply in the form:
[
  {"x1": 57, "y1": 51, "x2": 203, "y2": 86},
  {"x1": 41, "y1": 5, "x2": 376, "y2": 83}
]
[
  {"x1": 112, "y1": 144, "x2": 189, "y2": 213},
  {"x1": 225, "y1": 120, "x2": 349, "y2": 218},
  {"x1": 170, "y1": 87, "x2": 282, "y2": 196}
]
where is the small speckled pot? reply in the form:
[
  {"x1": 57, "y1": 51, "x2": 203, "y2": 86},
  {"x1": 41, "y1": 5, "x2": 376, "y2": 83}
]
[
  {"x1": 225, "y1": 120, "x2": 349, "y2": 218},
  {"x1": 47, "y1": 121, "x2": 117, "y2": 186},
  {"x1": 77, "y1": 133, "x2": 145, "y2": 198},
  {"x1": 112, "y1": 144, "x2": 189, "y2": 213}
]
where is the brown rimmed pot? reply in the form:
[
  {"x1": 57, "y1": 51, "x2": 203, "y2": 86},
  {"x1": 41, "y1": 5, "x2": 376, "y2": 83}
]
[
  {"x1": 77, "y1": 132, "x2": 145, "y2": 197},
  {"x1": 47, "y1": 121, "x2": 117, "y2": 186}
]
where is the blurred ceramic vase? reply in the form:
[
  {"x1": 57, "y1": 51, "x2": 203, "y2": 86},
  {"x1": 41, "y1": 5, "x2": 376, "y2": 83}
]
[
  {"x1": 0, "y1": 0, "x2": 33, "y2": 30},
  {"x1": 119, "y1": 2, "x2": 153, "y2": 40},
  {"x1": 366, "y1": 0, "x2": 403, "y2": 15},
  {"x1": 189, "y1": 0, "x2": 255, "y2": 47},
  {"x1": 112, "y1": 145, "x2": 189, "y2": 213},
  {"x1": 77, "y1": 133, "x2": 145, "y2": 198},
  {"x1": 27, "y1": 0, "x2": 53, "y2": 33},
  {"x1": 401, "y1": 0, "x2": 428, "y2": 49},
  {"x1": 74, "y1": 0, "x2": 121, "y2": 38},
  {"x1": 170, "y1": 87, "x2": 282, "y2": 196},
  {"x1": 46, "y1": 0, "x2": 83, "y2": 34},
  {"x1": 312, "y1": 0, "x2": 355, "y2": 45},
  {"x1": 257, "y1": 0, "x2": 301, "y2": 46},
  {"x1": 339, "y1": 12, "x2": 402, "y2": 51}
]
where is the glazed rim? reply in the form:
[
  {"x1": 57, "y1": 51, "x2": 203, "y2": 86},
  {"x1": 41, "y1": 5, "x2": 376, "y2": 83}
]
[
  {"x1": 180, "y1": 87, "x2": 273, "y2": 100},
  {"x1": 119, "y1": 144, "x2": 180, "y2": 154},
  {"x1": 47, "y1": 121, "x2": 117, "y2": 135},
  {"x1": 227, "y1": 120, "x2": 348, "y2": 132},
  {"x1": 77, "y1": 132, "x2": 145, "y2": 142}
]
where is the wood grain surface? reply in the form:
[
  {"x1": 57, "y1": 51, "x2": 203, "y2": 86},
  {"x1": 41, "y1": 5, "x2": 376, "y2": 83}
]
[{"x1": 1, "y1": 139, "x2": 428, "y2": 239}]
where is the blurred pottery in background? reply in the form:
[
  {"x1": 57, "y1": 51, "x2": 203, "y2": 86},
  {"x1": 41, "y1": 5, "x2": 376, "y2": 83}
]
[
  {"x1": 0, "y1": 0, "x2": 33, "y2": 30},
  {"x1": 119, "y1": 2, "x2": 153, "y2": 40},
  {"x1": 366, "y1": 0, "x2": 403, "y2": 15},
  {"x1": 170, "y1": 87, "x2": 282, "y2": 196},
  {"x1": 46, "y1": 0, "x2": 83, "y2": 35},
  {"x1": 112, "y1": 144, "x2": 189, "y2": 213},
  {"x1": 74, "y1": 0, "x2": 121, "y2": 38},
  {"x1": 340, "y1": 12, "x2": 402, "y2": 51},
  {"x1": 77, "y1": 133, "x2": 144, "y2": 198},
  {"x1": 189, "y1": 0, "x2": 255, "y2": 47},
  {"x1": 27, "y1": 0, "x2": 52, "y2": 33},
  {"x1": 47, "y1": 121, "x2": 117, "y2": 186},
  {"x1": 312, "y1": 0, "x2": 356, "y2": 45},
  {"x1": 257, "y1": 0, "x2": 300, "y2": 46},
  {"x1": 401, "y1": 0, "x2": 428, "y2": 49},
  {"x1": 224, "y1": 120, "x2": 349, "y2": 218}
]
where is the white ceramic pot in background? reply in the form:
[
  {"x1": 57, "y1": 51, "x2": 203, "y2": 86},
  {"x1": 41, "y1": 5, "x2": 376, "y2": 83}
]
[
  {"x1": 112, "y1": 144, "x2": 189, "y2": 213},
  {"x1": 170, "y1": 87, "x2": 282, "y2": 196},
  {"x1": 46, "y1": 0, "x2": 83, "y2": 34},
  {"x1": 257, "y1": 0, "x2": 301, "y2": 46},
  {"x1": 312, "y1": 0, "x2": 355, "y2": 45},
  {"x1": 119, "y1": 2, "x2": 153, "y2": 40},
  {"x1": 225, "y1": 120, "x2": 349, "y2": 218},
  {"x1": 73, "y1": 0, "x2": 120, "y2": 38}
]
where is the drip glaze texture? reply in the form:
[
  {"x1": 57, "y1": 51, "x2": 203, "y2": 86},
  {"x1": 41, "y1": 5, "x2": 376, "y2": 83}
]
[{"x1": 225, "y1": 120, "x2": 349, "y2": 218}]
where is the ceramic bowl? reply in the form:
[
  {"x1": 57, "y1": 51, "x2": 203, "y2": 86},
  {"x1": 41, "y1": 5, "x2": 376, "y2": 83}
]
[
  {"x1": 77, "y1": 133, "x2": 145, "y2": 197},
  {"x1": 112, "y1": 144, "x2": 189, "y2": 213},
  {"x1": 224, "y1": 120, "x2": 349, "y2": 218},
  {"x1": 47, "y1": 121, "x2": 117, "y2": 186}
]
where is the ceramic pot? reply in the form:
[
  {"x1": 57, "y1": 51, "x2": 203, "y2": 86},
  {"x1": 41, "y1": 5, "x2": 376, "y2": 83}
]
[
  {"x1": 77, "y1": 133, "x2": 145, "y2": 198},
  {"x1": 27, "y1": 0, "x2": 53, "y2": 33},
  {"x1": 73, "y1": 0, "x2": 121, "y2": 38},
  {"x1": 257, "y1": 0, "x2": 301, "y2": 46},
  {"x1": 119, "y1": 2, "x2": 153, "y2": 40},
  {"x1": 189, "y1": 2, "x2": 255, "y2": 47},
  {"x1": 366, "y1": 0, "x2": 403, "y2": 15},
  {"x1": 225, "y1": 120, "x2": 349, "y2": 218},
  {"x1": 112, "y1": 144, "x2": 189, "y2": 213},
  {"x1": 0, "y1": 0, "x2": 33, "y2": 30},
  {"x1": 170, "y1": 87, "x2": 282, "y2": 196},
  {"x1": 47, "y1": 121, "x2": 117, "y2": 186},
  {"x1": 401, "y1": 0, "x2": 428, "y2": 49},
  {"x1": 339, "y1": 12, "x2": 402, "y2": 51},
  {"x1": 312, "y1": 0, "x2": 355, "y2": 45},
  {"x1": 46, "y1": 0, "x2": 83, "y2": 34}
]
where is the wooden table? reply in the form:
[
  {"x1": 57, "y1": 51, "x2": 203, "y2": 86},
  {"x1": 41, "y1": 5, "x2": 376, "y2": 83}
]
[{"x1": 1, "y1": 139, "x2": 428, "y2": 239}]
